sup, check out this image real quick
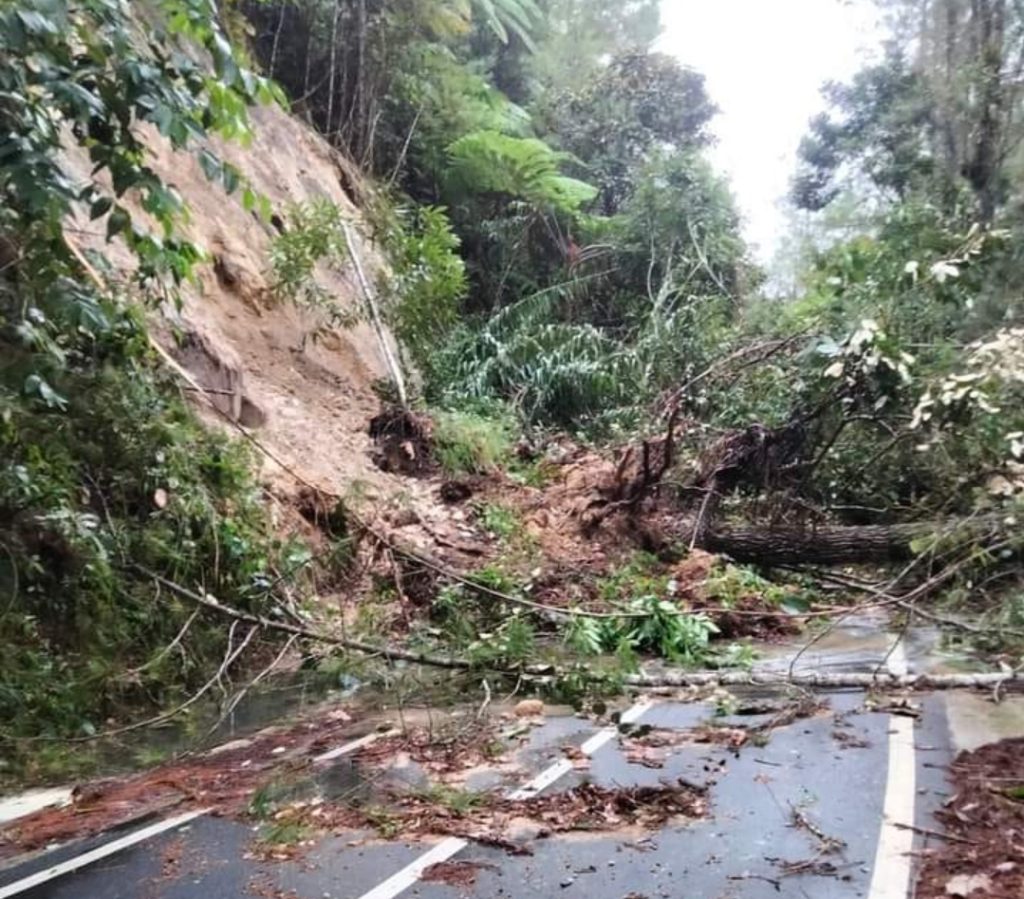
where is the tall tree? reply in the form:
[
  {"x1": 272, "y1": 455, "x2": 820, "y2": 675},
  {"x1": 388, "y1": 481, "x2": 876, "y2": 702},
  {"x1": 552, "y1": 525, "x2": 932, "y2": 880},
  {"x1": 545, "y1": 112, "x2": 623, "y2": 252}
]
[
  {"x1": 543, "y1": 50, "x2": 717, "y2": 215},
  {"x1": 795, "y1": 0, "x2": 1024, "y2": 223}
]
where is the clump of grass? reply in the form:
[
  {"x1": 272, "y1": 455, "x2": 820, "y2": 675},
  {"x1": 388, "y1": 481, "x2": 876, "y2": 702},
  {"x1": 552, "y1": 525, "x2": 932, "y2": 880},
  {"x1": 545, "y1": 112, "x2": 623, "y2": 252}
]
[
  {"x1": 432, "y1": 410, "x2": 513, "y2": 475},
  {"x1": 413, "y1": 784, "x2": 486, "y2": 815},
  {"x1": 597, "y1": 552, "x2": 669, "y2": 604},
  {"x1": 477, "y1": 502, "x2": 520, "y2": 541}
]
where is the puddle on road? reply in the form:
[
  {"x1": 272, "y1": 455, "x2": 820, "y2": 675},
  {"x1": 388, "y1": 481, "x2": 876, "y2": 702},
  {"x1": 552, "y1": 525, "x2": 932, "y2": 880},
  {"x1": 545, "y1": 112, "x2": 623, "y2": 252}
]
[
  {"x1": 945, "y1": 692, "x2": 1024, "y2": 751},
  {"x1": 749, "y1": 607, "x2": 973, "y2": 676}
]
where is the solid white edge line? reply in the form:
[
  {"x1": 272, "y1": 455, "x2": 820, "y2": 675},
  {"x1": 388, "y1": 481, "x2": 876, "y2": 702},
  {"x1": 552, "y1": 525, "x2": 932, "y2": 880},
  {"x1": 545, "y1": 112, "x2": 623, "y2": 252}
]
[
  {"x1": 315, "y1": 728, "x2": 401, "y2": 762},
  {"x1": 355, "y1": 837, "x2": 469, "y2": 899},
  {"x1": 0, "y1": 808, "x2": 210, "y2": 899},
  {"x1": 868, "y1": 640, "x2": 915, "y2": 899},
  {"x1": 866, "y1": 713, "x2": 917, "y2": 899},
  {"x1": 353, "y1": 696, "x2": 655, "y2": 899}
]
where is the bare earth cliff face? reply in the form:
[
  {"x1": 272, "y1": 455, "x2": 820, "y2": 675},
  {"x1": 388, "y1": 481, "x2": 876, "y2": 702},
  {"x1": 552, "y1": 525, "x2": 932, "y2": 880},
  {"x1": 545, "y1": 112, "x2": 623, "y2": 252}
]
[{"x1": 61, "y1": 102, "x2": 419, "y2": 510}]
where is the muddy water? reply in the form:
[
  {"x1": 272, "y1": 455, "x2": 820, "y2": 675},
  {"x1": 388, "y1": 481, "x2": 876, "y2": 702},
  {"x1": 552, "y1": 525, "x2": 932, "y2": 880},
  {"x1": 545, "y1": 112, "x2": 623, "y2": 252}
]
[{"x1": 751, "y1": 607, "x2": 965, "y2": 676}]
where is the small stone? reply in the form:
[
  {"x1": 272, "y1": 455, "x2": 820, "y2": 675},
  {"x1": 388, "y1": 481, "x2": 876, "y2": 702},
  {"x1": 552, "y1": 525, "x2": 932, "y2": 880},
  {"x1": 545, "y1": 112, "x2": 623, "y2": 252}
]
[
  {"x1": 945, "y1": 873, "x2": 992, "y2": 896},
  {"x1": 514, "y1": 699, "x2": 545, "y2": 717},
  {"x1": 560, "y1": 877, "x2": 574, "y2": 888}
]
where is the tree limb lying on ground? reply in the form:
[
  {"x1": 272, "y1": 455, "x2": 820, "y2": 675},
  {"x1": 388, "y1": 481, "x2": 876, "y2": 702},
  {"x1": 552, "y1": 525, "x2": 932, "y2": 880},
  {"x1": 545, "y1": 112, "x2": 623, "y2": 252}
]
[{"x1": 134, "y1": 564, "x2": 1024, "y2": 693}]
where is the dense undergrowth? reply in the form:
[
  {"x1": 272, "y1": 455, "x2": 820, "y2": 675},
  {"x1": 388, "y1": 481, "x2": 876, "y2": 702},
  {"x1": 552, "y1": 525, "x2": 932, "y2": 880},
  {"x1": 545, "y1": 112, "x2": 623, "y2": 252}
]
[
  {"x1": 0, "y1": 0, "x2": 297, "y2": 774},
  {"x1": 0, "y1": 332, "x2": 297, "y2": 754}
]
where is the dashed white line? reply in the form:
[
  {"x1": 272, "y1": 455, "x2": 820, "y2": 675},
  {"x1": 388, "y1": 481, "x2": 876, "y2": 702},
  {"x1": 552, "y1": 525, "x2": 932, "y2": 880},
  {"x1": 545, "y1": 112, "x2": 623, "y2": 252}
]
[
  {"x1": 0, "y1": 809, "x2": 210, "y2": 899},
  {"x1": 355, "y1": 836, "x2": 470, "y2": 899},
  {"x1": 0, "y1": 700, "x2": 655, "y2": 899},
  {"x1": 353, "y1": 696, "x2": 655, "y2": 899},
  {"x1": 0, "y1": 726, "x2": 395, "y2": 896},
  {"x1": 506, "y1": 758, "x2": 575, "y2": 801}
]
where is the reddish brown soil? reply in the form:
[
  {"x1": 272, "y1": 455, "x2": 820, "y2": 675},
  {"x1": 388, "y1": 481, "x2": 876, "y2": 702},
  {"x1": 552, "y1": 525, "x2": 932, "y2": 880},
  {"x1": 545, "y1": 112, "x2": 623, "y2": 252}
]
[{"x1": 915, "y1": 737, "x2": 1024, "y2": 898}]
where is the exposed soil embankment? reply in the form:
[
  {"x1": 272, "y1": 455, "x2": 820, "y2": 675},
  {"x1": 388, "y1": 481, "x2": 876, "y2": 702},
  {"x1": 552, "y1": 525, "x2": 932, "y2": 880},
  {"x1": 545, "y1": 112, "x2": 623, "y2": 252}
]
[{"x1": 61, "y1": 103, "x2": 425, "y2": 509}]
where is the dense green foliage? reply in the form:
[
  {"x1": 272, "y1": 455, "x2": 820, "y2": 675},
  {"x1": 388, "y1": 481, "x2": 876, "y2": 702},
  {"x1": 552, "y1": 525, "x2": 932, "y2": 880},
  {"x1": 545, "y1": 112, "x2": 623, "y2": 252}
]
[
  {"x1": 244, "y1": 0, "x2": 748, "y2": 430},
  {"x1": 4, "y1": 0, "x2": 1024, "y2": 755},
  {"x1": 0, "y1": 0, "x2": 293, "y2": 756}
]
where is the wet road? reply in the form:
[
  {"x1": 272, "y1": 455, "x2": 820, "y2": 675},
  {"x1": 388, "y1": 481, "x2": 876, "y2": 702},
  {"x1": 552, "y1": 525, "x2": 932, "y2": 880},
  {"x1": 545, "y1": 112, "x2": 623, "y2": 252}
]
[{"x1": 2, "y1": 620, "x2": 1021, "y2": 899}]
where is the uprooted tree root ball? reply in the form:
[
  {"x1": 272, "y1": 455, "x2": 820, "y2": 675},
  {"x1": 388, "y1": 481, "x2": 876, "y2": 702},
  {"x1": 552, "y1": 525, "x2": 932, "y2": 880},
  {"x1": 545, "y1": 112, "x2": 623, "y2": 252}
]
[{"x1": 369, "y1": 406, "x2": 437, "y2": 476}]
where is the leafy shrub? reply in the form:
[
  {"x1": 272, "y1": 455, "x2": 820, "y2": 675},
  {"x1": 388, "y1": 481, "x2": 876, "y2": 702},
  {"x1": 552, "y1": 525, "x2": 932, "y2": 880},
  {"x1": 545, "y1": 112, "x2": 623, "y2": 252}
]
[
  {"x1": 477, "y1": 502, "x2": 520, "y2": 541},
  {"x1": 429, "y1": 282, "x2": 642, "y2": 428},
  {"x1": 375, "y1": 203, "x2": 467, "y2": 372},
  {"x1": 0, "y1": 0, "x2": 290, "y2": 766},
  {"x1": 269, "y1": 199, "x2": 358, "y2": 333},
  {"x1": 563, "y1": 601, "x2": 718, "y2": 666},
  {"x1": 0, "y1": 342, "x2": 297, "y2": 749},
  {"x1": 446, "y1": 131, "x2": 597, "y2": 213}
]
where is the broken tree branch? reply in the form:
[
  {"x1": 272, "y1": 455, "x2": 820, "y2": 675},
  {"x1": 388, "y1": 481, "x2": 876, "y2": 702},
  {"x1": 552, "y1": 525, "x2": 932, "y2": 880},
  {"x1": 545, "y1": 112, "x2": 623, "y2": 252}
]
[
  {"x1": 624, "y1": 670, "x2": 1024, "y2": 690},
  {"x1": 129, "y1": 567, "x2": 1024, "y2": 694},
  {"x1": 131, "y1": 565, "x2": 553, "y2": 676}
]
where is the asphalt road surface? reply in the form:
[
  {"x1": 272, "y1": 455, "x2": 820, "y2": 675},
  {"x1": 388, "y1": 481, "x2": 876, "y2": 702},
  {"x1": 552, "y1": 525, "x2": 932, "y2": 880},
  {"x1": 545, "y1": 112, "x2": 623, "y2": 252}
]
[{"x1": 0, "y1": 683, "x2": 960, "y2": 899}]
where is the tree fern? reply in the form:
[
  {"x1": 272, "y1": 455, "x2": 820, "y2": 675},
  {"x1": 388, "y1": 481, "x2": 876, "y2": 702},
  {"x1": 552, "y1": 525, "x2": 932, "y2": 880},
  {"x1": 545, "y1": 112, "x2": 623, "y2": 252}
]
[
  {"x1": 446, "y1": 130, "x2": 597, "y2": 214},
  {"x1": 472, "y1": 0, "x2": 542, "y2": 50}
]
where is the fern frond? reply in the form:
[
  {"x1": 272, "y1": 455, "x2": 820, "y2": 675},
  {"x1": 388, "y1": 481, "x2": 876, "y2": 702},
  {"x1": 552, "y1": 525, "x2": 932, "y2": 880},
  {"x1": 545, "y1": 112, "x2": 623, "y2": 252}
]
[{"x1": 446, "y1": 131, "x2": 597, "y2": 213}]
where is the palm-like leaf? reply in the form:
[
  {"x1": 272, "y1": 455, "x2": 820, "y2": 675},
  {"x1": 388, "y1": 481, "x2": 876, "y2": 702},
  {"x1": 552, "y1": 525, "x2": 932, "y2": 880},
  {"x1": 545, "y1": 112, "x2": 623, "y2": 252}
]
[{"x1": 447, "y1": 130, "x2": 597, "y2": 213}]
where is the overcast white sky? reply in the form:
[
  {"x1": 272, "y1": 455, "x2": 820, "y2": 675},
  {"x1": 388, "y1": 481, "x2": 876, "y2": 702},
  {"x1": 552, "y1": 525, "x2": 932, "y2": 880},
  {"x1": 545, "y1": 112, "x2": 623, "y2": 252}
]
[{"x1": 659, "y1": 0, "x2": 883, "y2": 263}]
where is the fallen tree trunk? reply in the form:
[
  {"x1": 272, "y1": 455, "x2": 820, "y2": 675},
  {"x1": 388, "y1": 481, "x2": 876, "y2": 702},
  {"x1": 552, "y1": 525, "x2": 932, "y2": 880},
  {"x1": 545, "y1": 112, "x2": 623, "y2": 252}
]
[
  {"x1": 625, "y1": 670, "x2": 1022, "y2": 690},
  {"x1": 700, "y1": 516, "x2": 1005, "y2": 565}
]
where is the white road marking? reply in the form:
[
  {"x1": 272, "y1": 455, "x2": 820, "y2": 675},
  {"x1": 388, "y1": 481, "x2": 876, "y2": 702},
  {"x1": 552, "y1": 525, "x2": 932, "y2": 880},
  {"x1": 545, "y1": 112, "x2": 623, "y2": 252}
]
[
  {"x1": 0, "y1": 789, "x2": 73, "y2": 826},
  {"x1": 0, "y1": 726, "x2": 392, "y2": 893},
  {"x1": 354, "y1": 696, "x2": 655, "y2": 899},
  {"x1": 0, "y1": 700, "x2": 654, "y2": 899},
  {"x1": 867, "y1": 640, "x2": 916, "y2": 899},
  {"x1": 0, "y1": 809, "x2": 210, "y2": 899},
  {"x1": 506, "y1": 759, "x2": 575, "y2": 801},
  {"x1": 315, "y1": 727, "x2": 400, "y2": 762},
  {"x1": 355, "y1": 837, "x2": 469, "y2": 899}
]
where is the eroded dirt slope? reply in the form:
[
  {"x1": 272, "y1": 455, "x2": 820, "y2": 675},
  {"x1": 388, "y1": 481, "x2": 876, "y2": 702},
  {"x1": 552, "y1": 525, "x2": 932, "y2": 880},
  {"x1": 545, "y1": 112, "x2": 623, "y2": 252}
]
[{"x1": 61, "y1": 102, "x2": 432, "y2": 516}]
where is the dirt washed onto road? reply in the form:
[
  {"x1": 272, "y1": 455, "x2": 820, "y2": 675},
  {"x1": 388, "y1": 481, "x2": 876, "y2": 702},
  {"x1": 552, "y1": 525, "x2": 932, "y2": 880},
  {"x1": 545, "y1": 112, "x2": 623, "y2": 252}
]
[{"x1": 916, "y1": 737, "x2": 1024, "y2": 899}]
